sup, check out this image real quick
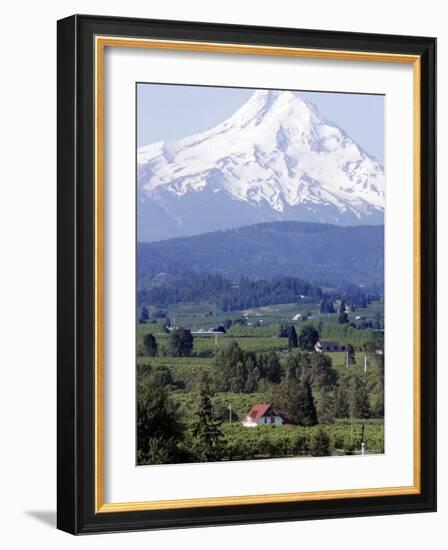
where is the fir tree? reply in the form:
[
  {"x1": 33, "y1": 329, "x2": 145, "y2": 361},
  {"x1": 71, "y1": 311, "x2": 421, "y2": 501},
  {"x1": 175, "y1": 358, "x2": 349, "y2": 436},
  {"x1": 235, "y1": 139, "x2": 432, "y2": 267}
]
[
  {"x1": 271, "y1": 379, "x2": 317, "y2": 426},
  {"x1": 347, "y1": 343, "x2": 356, "y2": 365},
  {"x1": 191, "y1": 376, "x2": 224, "y2": 462},
  {"x1": 288, "y1": 325, "x2": 298, "y2": 351},
  {"x1": 301, "y1": 383, "x2": 318, "y2": 426},
  {"x1": 143, "y1": 333, "x2": 158, "y2": 357}
]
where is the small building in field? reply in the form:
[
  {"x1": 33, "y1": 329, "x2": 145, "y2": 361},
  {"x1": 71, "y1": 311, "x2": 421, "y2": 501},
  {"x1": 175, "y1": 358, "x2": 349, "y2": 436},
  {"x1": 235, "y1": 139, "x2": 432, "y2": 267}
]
[
  {"x1": 315, "y1": 340, "x2": 345, "y2": 353},
  {"x1": 242, "y1": 403, "x2": 287, "y2": 427}
]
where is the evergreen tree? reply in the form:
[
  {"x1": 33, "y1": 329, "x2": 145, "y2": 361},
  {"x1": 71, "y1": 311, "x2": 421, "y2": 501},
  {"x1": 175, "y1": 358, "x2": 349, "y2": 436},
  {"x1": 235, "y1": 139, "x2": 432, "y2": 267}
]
[
  {"x1": 191, "y1": 376, "x2": 224, "y2": 462},
  {"x1": 137, "y1": 372, "x2": 184, "y2": 465},
  {"x1": 272, "y1": 379, "x2": 317, "y2": 426},
  {"x1": 347, "y1": 343, "x2": 356, "y2": 365},
  {"x1": 311, "y1": 427, "x2": 331, "y2": 456},
  {"x1": 301, "y1": 383, "x2": 318, "y2": 426},
  {"x1": 298, "y1": 324, "x2": 319, "y2": 351},
  {"x1": 348, "y1": 376, "x2": 370, "y2": 419},
  {"x1": 338, "y1": 300, "x2": 349, "y2": 324},
  {"x1": 288, "y1": 325, "x2": 298, "y2": 351},
  {"x1": 139, "y1": 305, "x2": 150, "y2": 324},
  {"x1": 143, "y1": 333, "x2": 158, "y2": 357},
  {"x1": 167, "y1": 327, "x2": 194, "y2": 357}
]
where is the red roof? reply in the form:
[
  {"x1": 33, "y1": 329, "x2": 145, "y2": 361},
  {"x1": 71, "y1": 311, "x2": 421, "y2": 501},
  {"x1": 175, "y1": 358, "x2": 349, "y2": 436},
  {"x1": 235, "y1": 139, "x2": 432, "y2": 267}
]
[{"x1": 244, "y1": 403, "x2": 273, "y2": 421}]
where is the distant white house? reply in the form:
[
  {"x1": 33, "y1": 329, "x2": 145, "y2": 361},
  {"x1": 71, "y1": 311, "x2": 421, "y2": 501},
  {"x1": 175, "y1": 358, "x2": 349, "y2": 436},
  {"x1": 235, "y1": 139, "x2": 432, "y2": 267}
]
[
  {"x1": 242, "y1": 403, "x2": 289, "y2": 427},
  {"x1": 315, "y1": 340, "x2": 345, "y2": 353}
]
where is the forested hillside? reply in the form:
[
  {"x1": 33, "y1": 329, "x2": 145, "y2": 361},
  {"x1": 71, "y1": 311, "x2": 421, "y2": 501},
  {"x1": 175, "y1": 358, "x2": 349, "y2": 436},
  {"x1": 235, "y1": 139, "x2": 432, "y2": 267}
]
[{"x1": 137, "y1": 221, "x2": 384, "y2": 288}]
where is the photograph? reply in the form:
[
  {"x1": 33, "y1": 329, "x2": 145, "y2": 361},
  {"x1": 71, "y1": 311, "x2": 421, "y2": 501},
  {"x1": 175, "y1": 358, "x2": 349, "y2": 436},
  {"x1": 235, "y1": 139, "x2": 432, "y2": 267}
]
[{"x1": 136, "y1": 84, "x2": 386, "y2": 466}]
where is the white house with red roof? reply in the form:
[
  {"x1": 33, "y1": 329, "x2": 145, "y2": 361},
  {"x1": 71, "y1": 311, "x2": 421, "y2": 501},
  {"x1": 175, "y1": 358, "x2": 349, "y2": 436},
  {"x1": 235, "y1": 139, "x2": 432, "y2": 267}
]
[{"x1": 242, "y1": 403, "x2": 287, "y2": 427}]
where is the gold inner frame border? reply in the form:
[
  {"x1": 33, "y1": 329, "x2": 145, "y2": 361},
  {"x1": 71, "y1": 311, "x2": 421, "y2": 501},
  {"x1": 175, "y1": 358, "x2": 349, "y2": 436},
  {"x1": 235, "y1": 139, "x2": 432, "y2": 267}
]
[{"x1": 94, "y1": 36, "x2": 421, "y2": 513}]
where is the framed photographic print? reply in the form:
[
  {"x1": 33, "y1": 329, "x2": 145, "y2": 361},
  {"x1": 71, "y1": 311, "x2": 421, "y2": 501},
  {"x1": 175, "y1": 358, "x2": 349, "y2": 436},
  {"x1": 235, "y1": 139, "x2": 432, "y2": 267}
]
[{"x1": 57, "y1": 14, "x2": 436, "y2": 534}]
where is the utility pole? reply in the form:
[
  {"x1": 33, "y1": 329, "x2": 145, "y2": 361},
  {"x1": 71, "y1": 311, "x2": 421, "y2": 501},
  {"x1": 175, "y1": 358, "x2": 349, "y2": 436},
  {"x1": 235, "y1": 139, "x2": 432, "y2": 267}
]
[
  {"x1": 228, "y1": 402, "x2": 232, "y2": 424},
  {"x1": 364, "y1": 354, "x2": 367, "y2": 373}
]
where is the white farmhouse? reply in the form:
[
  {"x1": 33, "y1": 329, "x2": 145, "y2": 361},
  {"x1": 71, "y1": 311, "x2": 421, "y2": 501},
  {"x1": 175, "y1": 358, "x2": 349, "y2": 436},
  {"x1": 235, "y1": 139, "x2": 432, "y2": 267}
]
[{"x1": 242, "y1": 403, "x2": 287, "y2": 427}]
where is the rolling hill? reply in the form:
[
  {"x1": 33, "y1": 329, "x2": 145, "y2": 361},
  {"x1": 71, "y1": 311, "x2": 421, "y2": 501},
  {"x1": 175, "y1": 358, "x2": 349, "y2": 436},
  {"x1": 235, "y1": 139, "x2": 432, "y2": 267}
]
[{"x1": 137, "y1": 221, "x2": 384, "y2": 288}]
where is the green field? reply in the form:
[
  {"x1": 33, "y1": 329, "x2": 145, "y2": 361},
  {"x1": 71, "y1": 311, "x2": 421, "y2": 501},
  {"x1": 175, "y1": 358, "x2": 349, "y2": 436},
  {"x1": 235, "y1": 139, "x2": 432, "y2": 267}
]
[
  {"x1": 137, "y1": 299, "x2": 384, "y2": 463},
  {"x1": 144, "y1": 299, "x2": 383, "y2": 333}
]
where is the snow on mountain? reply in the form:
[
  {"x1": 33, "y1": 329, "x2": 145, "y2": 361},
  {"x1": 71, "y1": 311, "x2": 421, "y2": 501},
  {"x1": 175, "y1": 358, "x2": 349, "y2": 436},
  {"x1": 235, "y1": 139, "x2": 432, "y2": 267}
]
[{"x1": 137, "y1": 90, "x2": 384, "y2": 241}]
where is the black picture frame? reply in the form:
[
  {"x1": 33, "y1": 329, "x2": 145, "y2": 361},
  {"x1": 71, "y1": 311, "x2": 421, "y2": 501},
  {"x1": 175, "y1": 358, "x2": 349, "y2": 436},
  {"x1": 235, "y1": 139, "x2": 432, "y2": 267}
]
[{"x1": 57, "y1": 14, "x2": 436, "y2": 534}]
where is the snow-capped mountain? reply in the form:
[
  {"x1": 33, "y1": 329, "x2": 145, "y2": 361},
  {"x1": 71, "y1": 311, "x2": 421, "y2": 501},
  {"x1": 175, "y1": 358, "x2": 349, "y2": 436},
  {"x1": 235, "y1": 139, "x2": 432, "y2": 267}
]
[{"x1": 137, "y1": 90, "x2": 384, "y2": 241}]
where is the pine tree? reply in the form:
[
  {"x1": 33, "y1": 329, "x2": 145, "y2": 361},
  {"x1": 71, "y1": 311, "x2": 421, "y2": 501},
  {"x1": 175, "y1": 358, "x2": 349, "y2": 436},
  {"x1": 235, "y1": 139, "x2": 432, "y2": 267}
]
[
  {"x1": 347, "y1": 343, "x2": 356, "y2": 365},
  {"x1": 143, "y1": 333, "x2": 158, "y2": 357},
  {"x1": 295, "y1": 383, "x2": 318, "y2": 426},
  {"x1": 191, "y1": 377, "x2": 224, "y2": 462},
  {"x1": 288, "y1": 325, "x2": 298, "y2": 351},
  {"x1": 338, "y1": 300, "x2": 349, "y2": 324},
  {"x1": 271, "y1": 379, "x2": 317, "y2": 426}
]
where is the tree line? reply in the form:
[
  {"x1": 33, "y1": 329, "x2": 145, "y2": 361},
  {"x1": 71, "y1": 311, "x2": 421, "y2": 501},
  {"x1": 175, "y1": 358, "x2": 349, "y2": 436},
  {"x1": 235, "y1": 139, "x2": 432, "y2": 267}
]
[{"x1": 137, "y1": 271, "x2": 322, "y2": 311}]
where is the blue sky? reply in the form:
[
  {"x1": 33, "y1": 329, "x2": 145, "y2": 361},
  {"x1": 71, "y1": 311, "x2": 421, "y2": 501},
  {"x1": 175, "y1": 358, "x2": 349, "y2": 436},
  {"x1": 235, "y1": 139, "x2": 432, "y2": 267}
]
[{"x1": 137, "y1": 83, "x2": 384, "y2": 163}]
